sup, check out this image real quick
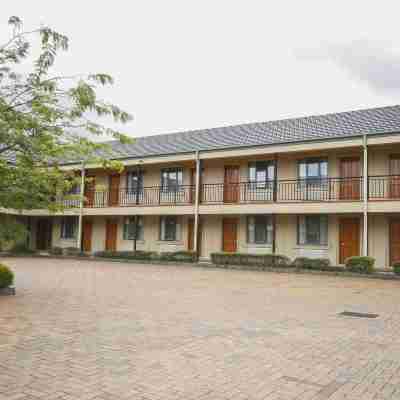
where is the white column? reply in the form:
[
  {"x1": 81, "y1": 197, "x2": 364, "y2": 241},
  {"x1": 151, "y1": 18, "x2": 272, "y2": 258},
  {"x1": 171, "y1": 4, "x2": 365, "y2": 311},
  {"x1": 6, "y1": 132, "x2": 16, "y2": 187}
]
[
  {"x1": 193, "y1": 151, "x2": 201, "y2": 257},
  {"x1": 363, "y1": 135, "x2": 368, "y2": 256},
  {"x1": 77, "y1": 162, "x2": 86, "y2": 250}
]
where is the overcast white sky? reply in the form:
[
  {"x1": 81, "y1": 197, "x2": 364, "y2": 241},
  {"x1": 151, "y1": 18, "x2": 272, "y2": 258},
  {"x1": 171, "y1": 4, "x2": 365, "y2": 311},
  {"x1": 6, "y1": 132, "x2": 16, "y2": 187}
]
[{"x1": 2, "y1": 1, "x2": 400, "y2": 140}]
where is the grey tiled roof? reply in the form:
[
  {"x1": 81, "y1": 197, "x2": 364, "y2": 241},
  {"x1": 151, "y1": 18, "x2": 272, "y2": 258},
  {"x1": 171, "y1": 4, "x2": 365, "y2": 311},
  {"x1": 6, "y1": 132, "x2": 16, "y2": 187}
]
[
  {"x1": 91, "y1": 105, "x2": 400, "y2": 162},
  {"x1": 4, "y1": 105, "x2": 400, "y2": 165}
]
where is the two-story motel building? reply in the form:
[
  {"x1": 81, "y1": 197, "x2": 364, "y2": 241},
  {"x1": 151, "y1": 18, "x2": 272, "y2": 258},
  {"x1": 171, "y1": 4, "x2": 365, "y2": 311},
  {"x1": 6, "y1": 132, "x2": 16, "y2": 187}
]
[{"x1": 7, "y1": 105, "x2": 400, "y2": 268}]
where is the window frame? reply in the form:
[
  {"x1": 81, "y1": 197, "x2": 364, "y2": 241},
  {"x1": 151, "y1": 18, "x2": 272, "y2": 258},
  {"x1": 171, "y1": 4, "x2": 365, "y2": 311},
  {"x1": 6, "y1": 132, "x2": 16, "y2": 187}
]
[
  {"x1": 123, "y1": 216, "x2": 144, "y2": 241},
  {"x1": 161, "y1": 168, "x2": 183, "y2": 192},
  {"x1": 126, "y1": 170, "x2": 144, "y2": 193},
  {"x1": 60, "y1": 217, "x2": 77, "y2": 240},
  {"x1": 160, "y1": 216, "x2": 178, "y2": 241},
  {"x1": 297, "y1": 215, "x2": 328, "y2": 246},
  {"x1": 248, "y1": 161, "x2": 275, "y2": 189},
  {"x1": 298, "y1": 159, "x2": 328, "y2": 181},
  {"x1": 247, "y1": 215, "x2": 273, "y2": 245}
]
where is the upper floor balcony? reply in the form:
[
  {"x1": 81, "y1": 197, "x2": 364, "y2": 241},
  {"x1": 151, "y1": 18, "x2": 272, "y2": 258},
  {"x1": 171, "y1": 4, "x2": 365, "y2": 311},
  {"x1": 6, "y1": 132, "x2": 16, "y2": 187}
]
[{"x1": 57, "y1": 175, "x2": 400, "y2": 209}]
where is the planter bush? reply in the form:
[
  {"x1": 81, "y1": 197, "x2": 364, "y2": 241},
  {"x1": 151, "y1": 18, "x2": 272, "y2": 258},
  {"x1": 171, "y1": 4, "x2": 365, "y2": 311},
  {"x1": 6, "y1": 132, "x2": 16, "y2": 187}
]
[
  {"x1": 210, "y1": 253, "x2": 291, "y2": 268},
  {"x1": 292, "y1": 257, "x2": 331, "y2": 270},
  {"x1": 63, "y1": 247, "x2": 86, "y2": 257},
  {"x1": 10, "y1": 243, "x2": 35, "y2": 254},
  {"x1": 0, "y1": 264, "x2": 14, "y2": 289},
  {"x1": 392, "y1": 262, "x2": 400, "y2": 275},
  {"x1": 159, "y1": 251, "x2": 197, "y2": 262},
  {"x1": 49, "y1": 247, "x2": 63, "y2": 255},
  {"x1": 345, "y1": 256, "x2": 375, "y2": 274},
  {"x1": 93, "y1": 250, "x2": 196, "y2": 262}
]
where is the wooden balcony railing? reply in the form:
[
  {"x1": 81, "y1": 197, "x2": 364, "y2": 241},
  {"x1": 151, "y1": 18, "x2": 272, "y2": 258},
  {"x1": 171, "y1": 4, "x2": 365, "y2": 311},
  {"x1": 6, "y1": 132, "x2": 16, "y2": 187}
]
[{"x1": 55, "y1": 176, "x2": 400, "y2": 208}]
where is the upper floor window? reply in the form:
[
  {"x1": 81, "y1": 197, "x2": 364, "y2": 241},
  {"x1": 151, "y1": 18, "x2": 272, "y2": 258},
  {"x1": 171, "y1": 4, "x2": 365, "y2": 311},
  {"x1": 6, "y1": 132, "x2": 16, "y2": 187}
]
[
  {"x1": 249, "y1": 161, "x2": 275, "y2": 188},
  {"x1": 298, "y1": 159, "x2": 328, "y2": 182},
  {"x1": 297, "y1": 215, "x2": 328, "y2": 246},
  {"x1": 126, "y1": 171, "x2": 143, "y2": 193},
  {"x1": 60, "y1": 217, "x2": 77, "y2": 239},
  {"x1": 161, "y1": 168, "x2": 183, "y2": 192},
  {"x1": 123, "y1": 216, "x2": 144, "y2": 240},
  {"x1": 247, "y1": 216, "x2": 273, "y2": 244}
]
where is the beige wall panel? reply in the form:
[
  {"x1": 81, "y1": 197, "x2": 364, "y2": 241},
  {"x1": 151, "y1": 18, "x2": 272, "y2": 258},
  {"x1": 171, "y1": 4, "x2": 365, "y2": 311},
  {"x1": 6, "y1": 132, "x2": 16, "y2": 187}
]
[
  {"x1": 368, "y1": 214, "x2": 388, "y2": 268},
  {"x1": 201, "y1": 215, "x2": 223, "y2": 256}
]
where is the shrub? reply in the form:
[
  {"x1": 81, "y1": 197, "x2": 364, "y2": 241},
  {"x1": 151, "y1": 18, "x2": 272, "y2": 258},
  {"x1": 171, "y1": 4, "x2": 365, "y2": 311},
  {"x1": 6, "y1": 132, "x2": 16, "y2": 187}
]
[
  {"x1": 345, "y1": 256, "x2": 375, "y2": 274},
  {"x1": 63, "y1": 247, "x2": 86, "y2": 256},
  {"x1": 10, "y1": 243, "x2": 35, "y2": 254},
  {"x1": 210, "y1": 253, "x2": 291, "y2": 268},
  {"x1": 392, "y1": 262, "x2": 400, "y2": 275},
  {"x1": 49, "y1": 247, "x2": 63, "y2": 255},
  {"x1": 292, "y1": 257, "x2": 331, "y2": 270},
  {"x1": 159, "y1": 251, "x2": 196, "y2": 262},
  {"x1": 0, "y1": 264, "x2": 14, "y2": 289}
]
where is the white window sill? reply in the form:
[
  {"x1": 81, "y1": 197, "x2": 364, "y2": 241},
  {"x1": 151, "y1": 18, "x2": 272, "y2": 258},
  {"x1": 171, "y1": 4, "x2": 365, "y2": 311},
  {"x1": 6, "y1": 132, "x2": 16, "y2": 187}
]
[
  {"x1": 243, "y1": 244, "x2": 273, "y2": 248},
  {"x1": 294, "y1": 245, "x2": 329, "y2": 250},
  {"x1": 156, "y1": 241, "x2": 183, "y2": 245}
]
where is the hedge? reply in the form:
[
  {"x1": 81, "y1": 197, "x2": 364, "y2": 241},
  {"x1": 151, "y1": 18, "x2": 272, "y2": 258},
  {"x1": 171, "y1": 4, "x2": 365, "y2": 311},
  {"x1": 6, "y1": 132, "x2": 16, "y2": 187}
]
[
  {"x1": 345, "y1": 256, "x2": 375, "y2": 274},
  {"x1": 93, "y1": 250, "x2": 196, "y2": 263},
  {"x1": 392, "y1": 262, "x2": 400, "y2": 275},
  {"x1": 292, "y1": 257, "x2": 331, "y2": 270},
  {"x1": 10, "y1": 243, "x2": 35, "y2": 254},
  {"x1": 211, "y1": 253, "x2": 291, "y2": 268},
  {"x1": 0, "y1": 264, "x2": 14, "y2": 289}
]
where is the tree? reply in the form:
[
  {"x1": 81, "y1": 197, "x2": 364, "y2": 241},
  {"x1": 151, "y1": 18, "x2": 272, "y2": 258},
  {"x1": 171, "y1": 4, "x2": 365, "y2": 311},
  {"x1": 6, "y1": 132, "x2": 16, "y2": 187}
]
[{"x1": 0, "y1": 16, "x2": 132, "y2": 244}]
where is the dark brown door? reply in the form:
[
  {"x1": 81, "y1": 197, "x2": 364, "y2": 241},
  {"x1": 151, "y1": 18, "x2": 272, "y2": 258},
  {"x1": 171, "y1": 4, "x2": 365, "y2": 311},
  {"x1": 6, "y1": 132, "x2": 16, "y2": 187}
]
[
  {"x1": 36, "y1": 219, "x2": 52, "y2": 250},
  {"x1": 109, "y1": 174, "x2": 120, "y2": 206},
  {"x1": 339, "y1": 218, "x2": 360, "y2": 264},
  {"x1": 389, "y1": 156, "x2": 400, "y2": 199},
  {"x1": 84, "y1": 176, "x2": 96, "y2": 207},
  {"x1": 390, "y1": 219, "x2": 400, "y2": 265},
  {"x1": 340, "y1": 158, "x2": 361, "y2": 200},
  {"x1": 82, "y1": 221, "x2": 93, "y2": 252},
  {"x1": 224, "y1": 166, "x2": 240, "y2": 203},
  {"x1": 188, "y1": 218, "x2": 202, "y2": 254},
  {"x1": 222, "y1": 218, "x2": 238, "y2": 252},
  {"x1": 105, "y1": 220, "x2": 118, "y2": 252}
]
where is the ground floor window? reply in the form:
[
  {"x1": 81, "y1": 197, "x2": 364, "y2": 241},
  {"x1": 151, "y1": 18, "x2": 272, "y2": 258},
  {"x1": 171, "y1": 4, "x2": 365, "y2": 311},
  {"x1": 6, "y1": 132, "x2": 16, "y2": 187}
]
[
  {"x1": 60, "y1": 217, "x2": 77, "y2": 239},
  {"x1": 160, "y1": 216, "x2": 180, "y2": 241},
  {"x1": 123, "y1": 216, "x2": 144, "y2": 240},
  {"x1": 297, "y1": 215, "x2": 328, "y2": 245},
  {"x1": 247, "y1": 216, "x2": 273, "y2": 244}
]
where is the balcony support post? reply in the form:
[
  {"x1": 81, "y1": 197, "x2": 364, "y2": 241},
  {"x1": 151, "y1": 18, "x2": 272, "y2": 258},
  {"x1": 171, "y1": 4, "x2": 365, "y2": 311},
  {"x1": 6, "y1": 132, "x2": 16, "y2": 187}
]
[
  {"x1": 363, "y1": 135, "x2": 368, "y2": 257},
  {"x1": 193, "y1": 152, "x2": 201, "y2": 259},
  {"x1": 273, "y1": 155, "x2": 278, "y2": 202},
  {"x1": 77, "y1": 161, "x2": 86, "y2": 251},
  {"x1": 272, "y1": 214, "x2": 277, "y2": 255}
]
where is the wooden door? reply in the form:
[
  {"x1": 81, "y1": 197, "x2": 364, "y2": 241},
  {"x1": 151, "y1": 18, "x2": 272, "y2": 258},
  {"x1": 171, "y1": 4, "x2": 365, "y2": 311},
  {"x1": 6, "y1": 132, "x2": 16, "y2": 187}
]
[
  {"x1": 224, "y1": 166, "x2": 240, "y2": 203},
  {"x1": 188, "y1": 218, "x2": 202, "y2": 254},
  {"x1": 390, "y1": 219, "x2": 400, "y2": 265},
  {"x1": 109, "y1": 174, "x2": 120, "y2": 206},
  {"x1": 340, "y1": 158, "x2": 361, "y2": 200},
  {"x1": 389, "y1": 156, "x2": 400, "y2": 199},
  {"x1": 36, "y1": 219, "x2": 52, "y2": 250},
  {"x1": 105, "y1": 220, "x2": 118, "y2": 252},
  {"x1": 84, "y1": 176, "x2": 96, "y2": 207},
  {"x1": 339, "y1": 218, "x2": 360, "y2": 264},
  {"x1": 222, "y1": 218, "x2": 238, "y2": 252},
  {"x1": 82, "y1": 220, "x2": 93, "y2": 252}
]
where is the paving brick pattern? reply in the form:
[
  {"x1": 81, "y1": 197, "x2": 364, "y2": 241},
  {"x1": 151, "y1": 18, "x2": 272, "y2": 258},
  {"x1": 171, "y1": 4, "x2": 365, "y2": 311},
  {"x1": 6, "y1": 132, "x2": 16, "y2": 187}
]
[{"x1": 1, "y1": 258, "x2": 400, "y2": 399}]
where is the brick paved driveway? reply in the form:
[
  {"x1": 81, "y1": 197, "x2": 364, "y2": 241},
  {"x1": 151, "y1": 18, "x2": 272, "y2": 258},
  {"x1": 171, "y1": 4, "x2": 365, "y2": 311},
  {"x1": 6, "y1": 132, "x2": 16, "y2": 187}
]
[{"x1": 1, "y1": 258, "x2": 400, "y2": 400}]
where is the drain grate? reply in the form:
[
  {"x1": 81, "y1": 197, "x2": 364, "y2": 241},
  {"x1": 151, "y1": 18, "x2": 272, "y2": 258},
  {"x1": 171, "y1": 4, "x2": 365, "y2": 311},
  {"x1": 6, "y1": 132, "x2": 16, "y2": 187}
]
[{"x1": 339, "y1": 311, "x2": 379, "y2": 318}]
